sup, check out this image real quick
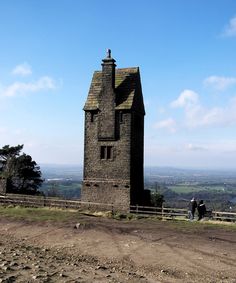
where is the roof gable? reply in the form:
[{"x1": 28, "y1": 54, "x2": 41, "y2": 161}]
[{"x1": 84, "y1": 67, "x2": 145, "y2": 114}]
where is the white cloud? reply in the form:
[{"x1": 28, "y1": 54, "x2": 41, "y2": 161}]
[
  {"x1": 223, "y1": 16, "x2": 236, "y2": 37},
  {"x1": 154, "y1": 118, "x2": 177, "y2": 133},
  {"x1": 170, "y1": 89, "x2": 236, "y2": 129},
  {"x1": 171, "y1": 89, "x2": 199, "y2": 108},
  {"x1": 0, "y1": 76, "x2": 56, "y2": 97},
  {"x1": 204, "y1": 76, "x2": 236, "y2": 91},
  {"x1": 186, "y1": 143, "x2": 207, "y2": 151},
  {"x1": 12, "y1": 63, "x2": 32, "y2": 77},
  {"x1": 190, "y1": 98, "x2": 236, "y2": 128}
]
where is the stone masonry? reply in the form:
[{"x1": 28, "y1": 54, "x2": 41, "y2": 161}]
[{"x1": 81, "y1": 50, "x2": 145, "y2": 210}]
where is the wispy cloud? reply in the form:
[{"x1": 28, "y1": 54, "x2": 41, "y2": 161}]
[
  {"x1": 154, "y1": 118, "x2": 177, "y2": 133},
  {"x1": 12, "y1": 63, "x2": 32, "y2": 77},
  {"x1": 171, "y1": 89, "x2": 199, "y2": 108},
  {"x1": 222, "y1": 16, "x2": 236, "y2": 37},
  {"x1": 186, "y1": 143, "x2": 207, "y2": 151},
  {"x1": 204, "y1": 76, "x2": 236, "y2": 91},
  {"x1": 0, "y1": 76, "x2": 56, "y2": 97},
  {"x1": 170, "y1": 89, "x2": 236, "y2": 129}
]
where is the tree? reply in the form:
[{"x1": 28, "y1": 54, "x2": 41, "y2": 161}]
[
  {"x1": 150, "y1": 182, "x2": 165, "y2": 207},
  {"x1": 150, "y1": 192, "x2": 165, "y2": 207},
  {"x1": 0, "y1": 144, "x2": 43, "y2": 194}
]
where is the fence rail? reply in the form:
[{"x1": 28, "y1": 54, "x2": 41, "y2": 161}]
[
  {"x1": 0, "y1": 194, "x2": 115, "y2": 211},
  {"x1": 0, "y1": 194, "x2": 235, "y2": 222},
  {"x1": 129, "y1": 205, "x2": 236, "y2": 222}
]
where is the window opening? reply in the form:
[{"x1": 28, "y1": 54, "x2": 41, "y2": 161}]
[
  {"x1": 119, "y1": 112, "x2": 123, "y2": 123},
  {"x1": 107, "y1": 146, "x2": 112, "y2": 159},
  {"x1": 100, "y1": 146, "x2": 113, "y2": 160},
  {"x1": 100, "y1": 146, "x2": 106, "y2": 159},
  {"x1": 90, "y1": 112, "x2": 95, "y2": 122}
]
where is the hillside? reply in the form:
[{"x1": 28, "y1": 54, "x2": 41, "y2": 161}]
[{"x1": 0, "y1": 207, "x2": 235, "y2": 282}]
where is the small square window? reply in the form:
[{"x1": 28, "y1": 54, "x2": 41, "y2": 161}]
[{"x1": 100, "y1": 146, "x2": 113, "y2": 160}]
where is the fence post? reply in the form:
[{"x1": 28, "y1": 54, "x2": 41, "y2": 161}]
[
  {"x1": 136, "y1": 204, "x2": 138, "y2": 214},
  {"x1": 162, "y1": 203, "x2": 164, "y2": 220}
]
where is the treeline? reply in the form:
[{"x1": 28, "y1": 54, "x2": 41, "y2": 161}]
[{"x1": 145, "y1": 182, "x2": 236, "y2": 212}]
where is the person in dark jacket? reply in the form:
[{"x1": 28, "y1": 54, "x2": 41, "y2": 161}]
[
  {"x1": 197, "y1": 200, "x2": 206, "y2": 220},
  {"x1": 188, "y1": 197, "x2": 197, "y2": 220}
]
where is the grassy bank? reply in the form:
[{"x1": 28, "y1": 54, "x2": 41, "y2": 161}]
[
  {"x1": 0, "y1": 206, "x2": 79, "y2": 222},
  {"x1": 0, "y1": 206, "x2": 235, "y2": 232}
]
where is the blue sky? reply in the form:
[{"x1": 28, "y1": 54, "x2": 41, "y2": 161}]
[{"x1": 1, "y1": 0, "x2": 236, "y2": 169}]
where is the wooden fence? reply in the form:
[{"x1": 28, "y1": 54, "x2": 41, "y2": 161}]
[
  {"x1": 0, "y1": 193, "x2": 114, "y2": 211},
  {"x1": 129, "y1": 205, "x2": 236, "y2": 222},
  {"x1": 0, "y1": 193, "x2": 236, "y2": 222},
  {"x1": 130, "y1": 205, "x2": 187, "y2": 219}
]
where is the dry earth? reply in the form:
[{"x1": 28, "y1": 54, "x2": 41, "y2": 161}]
[{"x1": 0, "y1": 214, "x2": 236, "y2": 283}]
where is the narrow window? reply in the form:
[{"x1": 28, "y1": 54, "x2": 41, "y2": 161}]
[
  {"x1": 100, "y1": 146, "x2": 113, "y2": 160},
  {"x1": 119, "y1": 111, "x2": 123, "y2": 123},
  {"x1": 107, "y1": 146, "x2": 112, "y2": 159},
  {"x1": 100, "y1": 146, "x2": 106, "y2": 159},
  {"x1": 90, "y1": 112, "x2": 95, "y2": 122}
]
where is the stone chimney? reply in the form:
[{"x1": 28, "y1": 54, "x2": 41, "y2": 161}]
[
  {"x1": 101, "y1": 49, "x2": 116, "y2": 89},
  {"x1": 98, "y1": 49, "x2": 116, "y2": 140}
]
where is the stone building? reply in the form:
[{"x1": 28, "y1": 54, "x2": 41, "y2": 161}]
[{"x1": 81, "y1": 50, "x2": 145, "y2": 210}]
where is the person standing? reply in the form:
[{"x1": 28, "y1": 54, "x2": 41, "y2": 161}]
[
  {"x1": 188, "y1": 197, "x2": 197, "y2": 220},
  {"x1": 197, "y1": 200, "x2": 206, "y2": 220}
]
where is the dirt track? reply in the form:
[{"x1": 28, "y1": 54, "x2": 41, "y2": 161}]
[{"x1": 0, "y1": 215, "x2": 236, "y2": 282}]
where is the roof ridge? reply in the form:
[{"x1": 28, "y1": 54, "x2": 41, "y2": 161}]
[{"x1": 94, "y1": 67, "x2": 138, "y2": 74}]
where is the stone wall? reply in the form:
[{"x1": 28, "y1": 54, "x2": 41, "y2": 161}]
[
  {"x1": 82, "y1": 110, "x2": 132, "y2": 209},
  {"x1": 82, "y1": 180, "x2": 130, "y2": 211},
  {"x1": 83, "y1": 111, "x2": 131, "y2": 181}
]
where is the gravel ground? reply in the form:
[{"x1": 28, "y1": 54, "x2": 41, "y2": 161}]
[{"x1": 0, "y1": 215, "x2": 236, "y2": 282}]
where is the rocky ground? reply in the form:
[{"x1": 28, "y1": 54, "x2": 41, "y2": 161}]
[{"x1": 0, "y1": 212, "x2": 236, "y2": 282}]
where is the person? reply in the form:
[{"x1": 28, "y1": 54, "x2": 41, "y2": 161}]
[
  {"x1": 197, "y1": 200, "x2": 206, "y2": 220},
  {"x1": 188, "y1": 197, "x2": 197, "y2": 220}
]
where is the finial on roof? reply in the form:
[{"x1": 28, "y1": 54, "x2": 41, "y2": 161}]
[{"x1": 106, "y1": 48, "x2": 111, "y2": 58}]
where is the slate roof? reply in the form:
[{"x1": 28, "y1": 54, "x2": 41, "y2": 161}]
[{"x1": 84, "y1": 67, "x2": 145, "y2": 114}]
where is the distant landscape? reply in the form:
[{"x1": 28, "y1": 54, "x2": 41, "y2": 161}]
[
  {"x1": 40, "y1": 164, "x2": 236, "y2": 212},
  {"x1": 40, "y1": 164, "x2": 83, "y2": 199}
]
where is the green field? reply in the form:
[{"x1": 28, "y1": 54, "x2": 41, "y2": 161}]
[{"x1": 169, "y1": 184, "x2": 226, "y2": 194}]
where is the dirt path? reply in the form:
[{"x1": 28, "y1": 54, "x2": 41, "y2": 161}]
[{"x1": 0, "y1": 216, "x2": 235, "y2": 282}]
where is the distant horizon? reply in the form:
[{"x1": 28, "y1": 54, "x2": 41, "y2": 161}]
[{"x1": 39, "y1": 163, "x2": 236, "y2": 172}]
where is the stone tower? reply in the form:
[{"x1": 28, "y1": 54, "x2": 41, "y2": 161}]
[{"x1": 81, "y1": 50, "x2": 145, "y2": 210}]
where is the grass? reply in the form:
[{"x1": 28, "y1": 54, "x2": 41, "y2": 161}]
[
  {"x1": 0, "y1": 206, "x2": 235, "y2": 232},
  {"x1": 0, "y1": 206, "x2": 80, "y2": 222},
  {"x1": 161, "y1": 217, "x2": 236, "y2": 232},
  {"x1": 168, "y1": 184, "x2": 229, "y2": 194},
  {"x1": 169, "y1": 185, "x2": 205, "y2": 193}
]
